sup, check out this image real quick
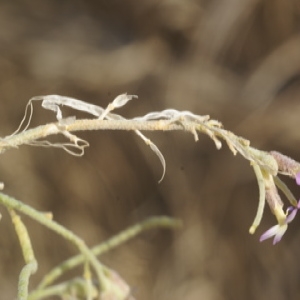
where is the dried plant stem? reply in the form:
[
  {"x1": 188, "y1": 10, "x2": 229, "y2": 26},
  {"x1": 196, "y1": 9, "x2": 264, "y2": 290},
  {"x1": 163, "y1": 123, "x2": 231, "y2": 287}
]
[
  {"x1": 0, "y1": 119, "x2": 186, "y2": 154},
  {"x1": 0, "y1": 117, "x2": 277, "y2": 175}
]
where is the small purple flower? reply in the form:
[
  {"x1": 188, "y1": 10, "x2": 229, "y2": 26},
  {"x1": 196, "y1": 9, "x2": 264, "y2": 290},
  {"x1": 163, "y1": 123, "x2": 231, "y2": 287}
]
[
  {"x1": 259, "y1": 223, "x2": 288, "y2": 245},
  {"x1": 260, "y1": 172, "x2": 300, "y2": 245},
  {"x1": 260, "y1": 200, "x2": 300, "y2": 245}
]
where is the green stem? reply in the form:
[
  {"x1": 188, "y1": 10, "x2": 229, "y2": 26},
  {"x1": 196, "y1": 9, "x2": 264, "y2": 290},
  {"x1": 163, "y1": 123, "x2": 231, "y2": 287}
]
[
  {"x1": 0, "y1": 192, "x2": 106, "y2": 292},
  {"x1": 29, "y1": 278, "x2": 93, "y2": 300},
  {"x1": 249, "y1": 164, "x2": 266, "y2": 234},
  {"x1": 18, "y1": 261, "x2": 38, "y2": 300},
  {"x1": 8, "y1": 209, "x2": 38, "y2": 300},
  {"x1": 37, "y1": 216, "x2": 181, "y2": 289},
  {"x1": 274, "y1": 175, "x2": 298, "y2": 206}
]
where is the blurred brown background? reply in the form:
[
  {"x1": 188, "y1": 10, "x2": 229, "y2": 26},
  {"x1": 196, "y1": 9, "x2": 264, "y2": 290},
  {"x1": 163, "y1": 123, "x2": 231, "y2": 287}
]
[{"x1": 0, "y1": 0, "x2": 300, "y2": 299}]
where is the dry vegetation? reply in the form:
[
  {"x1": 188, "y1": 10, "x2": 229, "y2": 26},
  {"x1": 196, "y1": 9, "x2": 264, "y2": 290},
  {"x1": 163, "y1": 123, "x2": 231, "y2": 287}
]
[{"x1": 0, "y1": 0, "x2": 300, "y2": 299}]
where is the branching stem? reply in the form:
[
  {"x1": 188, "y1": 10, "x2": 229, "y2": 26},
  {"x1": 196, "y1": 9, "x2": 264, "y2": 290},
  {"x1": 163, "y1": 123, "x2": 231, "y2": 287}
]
[{"x1": 0, "y1": 193, "x2": 107, "y2": 292}]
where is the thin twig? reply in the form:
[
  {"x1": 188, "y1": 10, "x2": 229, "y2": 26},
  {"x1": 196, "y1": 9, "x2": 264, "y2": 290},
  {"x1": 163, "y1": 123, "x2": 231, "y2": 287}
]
[
  {"x1": 0, "y1": 193, "x2": 107, "y2": 293},
  {"x1": 37, "y1": 216, "x2": 181, "y2": 289},
  {"x1": 8, "y1": 209, "x2": 38, "y2": 300},
  {"x1": 274, "y1": 175, "x2": 298, "y2": 206},
  {"x1": 249, "y1": 164, "x2": 266, "y2": 234}
]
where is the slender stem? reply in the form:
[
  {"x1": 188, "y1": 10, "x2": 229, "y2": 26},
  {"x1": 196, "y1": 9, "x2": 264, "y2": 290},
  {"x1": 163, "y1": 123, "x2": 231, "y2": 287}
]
[
  {"x1": 0, "y1": 193, "x2": 107, "y2": 292},
  {"x1": 18, "y1": 262, "x2": 38, "y2": 300},
  {"x1": 9, "y1": 209, "x2": 38, "y2": 300},
  {"x1": 249, "y1": 164, "x2": 266, "y2": 234},
  {"x1": 29, "y1": 278, "x2": 93, "y2": 300},
  {"x1": 37, "y1": 216, "x2": 181, "y2": 289},
  {"x1": 274, "y1": 175, "x2": 298, "y2": 206},
  {"x1": 0, "y1": 119, "x2": 188, "y2": 154},
  {"x1": 83, "y1": 262, "x2": 94, "y2": 300}
]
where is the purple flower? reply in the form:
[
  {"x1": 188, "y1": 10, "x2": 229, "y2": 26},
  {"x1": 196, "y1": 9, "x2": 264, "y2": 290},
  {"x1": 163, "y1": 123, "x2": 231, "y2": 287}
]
[
  {"x1": 260, "y1": 200, "x2": 300, "y2": 245},
  {"x1": 260, "y1": 172, "x2": 300, "y2": 245},
  {"x1": 260, "y1": 223, "x2": 288, "y2": 245}
]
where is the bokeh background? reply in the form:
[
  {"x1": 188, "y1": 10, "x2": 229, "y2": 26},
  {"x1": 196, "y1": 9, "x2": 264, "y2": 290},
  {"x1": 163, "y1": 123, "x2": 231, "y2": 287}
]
[{"x1": 0, "y1": 0, "x2": 300, "y2": 299}]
